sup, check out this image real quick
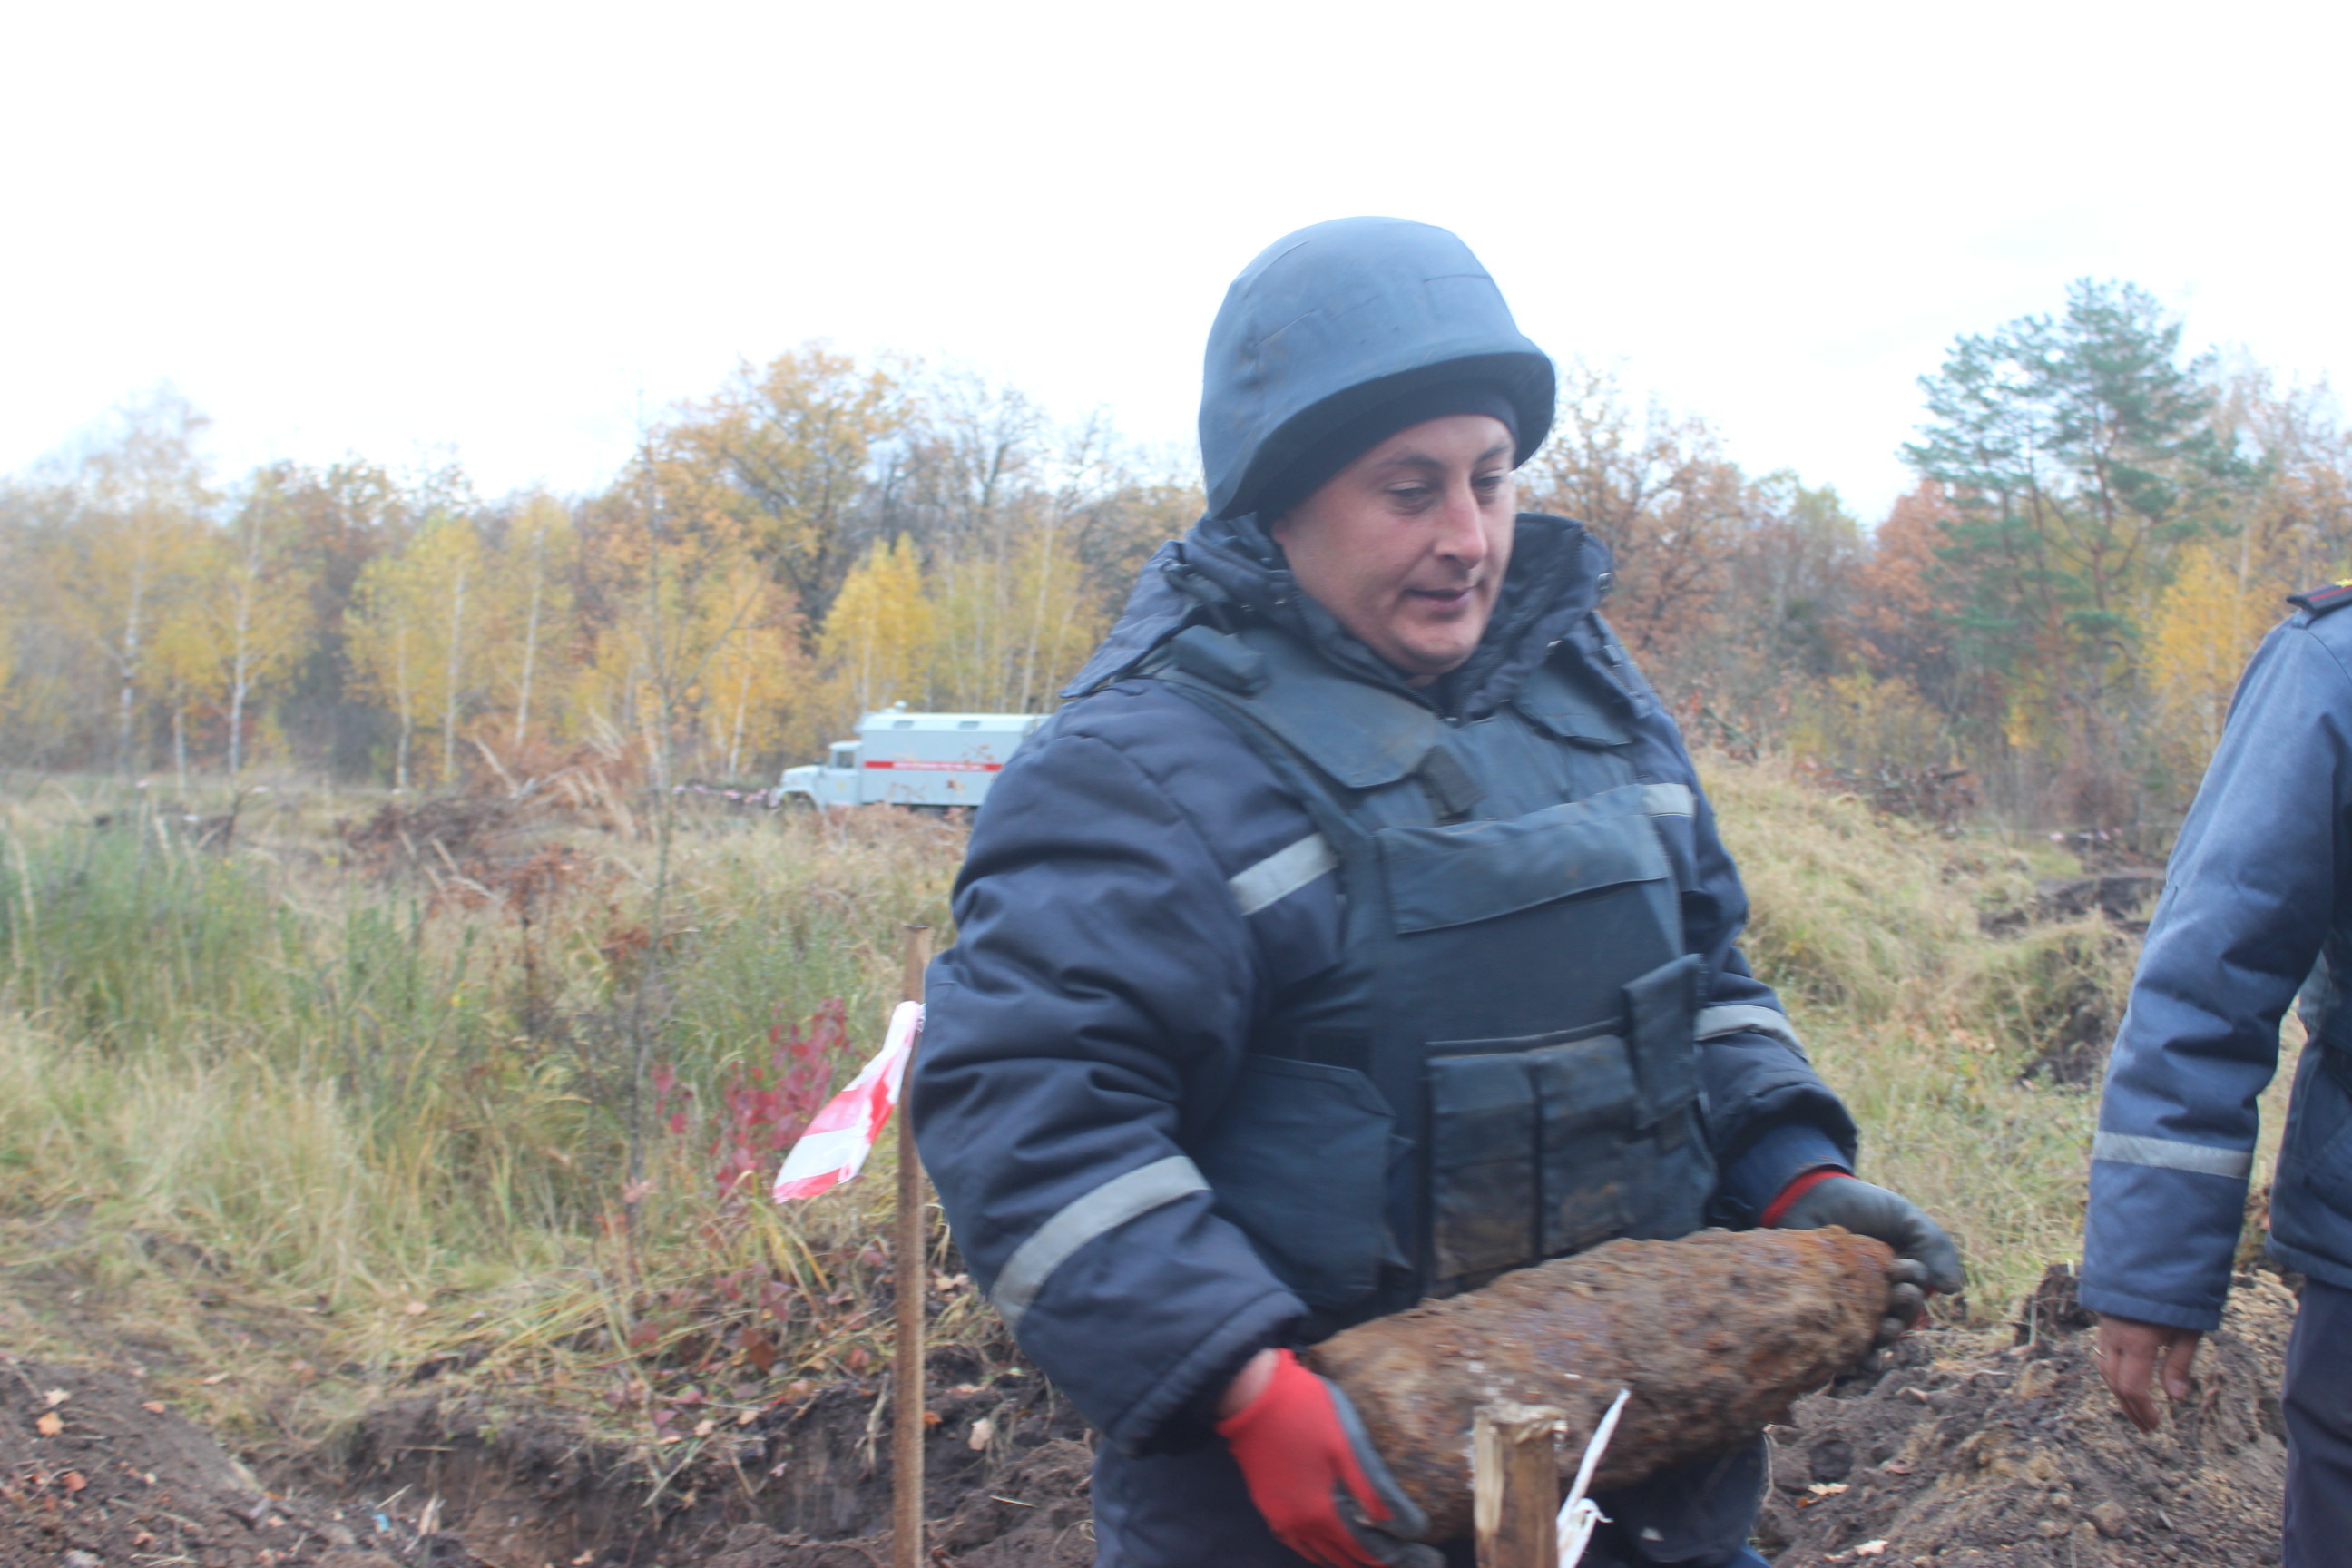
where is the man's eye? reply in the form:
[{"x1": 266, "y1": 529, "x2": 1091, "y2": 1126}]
[{"x1": 1388, "y1": 486, "x2": 1432, "y2": 507}]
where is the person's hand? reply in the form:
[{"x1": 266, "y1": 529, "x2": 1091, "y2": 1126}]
[
  {"x1": 1216, "y1": 1348, "x2": 1441, "y2": 1568},
  {"x1": 1769, "y1": 1173, "x2": 1965, "y2": 1344},
  {"x1": 2095, "y1": 1313, "x2": 2203, "y2": 1433}
]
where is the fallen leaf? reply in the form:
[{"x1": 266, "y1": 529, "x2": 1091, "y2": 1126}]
[
  {"x1": 967, "y1": 1417, "x2": 994, "y2": 1452},
  {"x1": 132, "y1": 1532, "x2": 155, "y2": 1547},
  {"x1": 402, "y1": 1300, "x2": 428, "y2": 1317},
  {"x1": 201, "y1": 1372, "x2": 231, "y2": 1386},
  {"x1": 1855, "y1": 1544, "x2": 1888, "y2": 1559},
  {"x1": 573, "y1": 1555, "x2": 596, "y2": 1566},
  {"x1": 60, "y1": 1471, "x2": 86, "y2": 1493},
  {"x1": 658, "y1": 1433, "x2": 683, "y2": 1446},
  {"x1": 34, "y1": 1413, "x2": 62, "y2": 1436},
  {"x1": 141, "y1": 1401, "x2": 167, "y2": 1416},
  {"x1": 735, "y1": 1408, "x2": 757, "y2": 1426},
  {"x1": 1808, "y1": 1482, "x2": 1848, "y2": 1495},
  {"x1": 692, "y1": 1418, "x2": 716, "y2": 1438},
  {"x1": 42, "y1": 1389, "x2": 69, "y2": 1408}
]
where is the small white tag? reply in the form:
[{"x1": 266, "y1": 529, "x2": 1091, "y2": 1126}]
[{"x1": 1557, "y1": 1388, "x2": 1631, "y2": 1568}]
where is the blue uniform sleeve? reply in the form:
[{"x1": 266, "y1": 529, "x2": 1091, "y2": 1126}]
[
  {"x1": 910, "y1": 713, "x2": 1308, "y2": 1455},
  {"x1": 2082, "y1": 618, "x2": 2352, "y2": 1330}
]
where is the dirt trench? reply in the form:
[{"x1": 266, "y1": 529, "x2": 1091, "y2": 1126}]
[
  {"x1": 2, "y1": 1347, "x2": 1096, "y2": 1568},
  {"x1": 1759, "y1": 1265, "x2": 2294, "y2": 1566},
  {"x1": 3, "y1": 1266, "x2": 2302, "y2": 1567}
]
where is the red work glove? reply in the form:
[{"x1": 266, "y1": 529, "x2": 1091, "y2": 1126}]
[{"x1": 1216, "y1": 1348, "x2": 1440, "y2": 1568}]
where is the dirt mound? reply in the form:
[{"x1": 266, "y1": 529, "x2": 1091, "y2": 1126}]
[
  {"x1": 5, "y1": 1263, "x2": 2302, "y2": 1567},
  {"x1": 0, "y1": 1354, "x2": 455, "y2": 1568},
  {"x1": 1759, "y1": 1265, "x2": 2292, "y2": 1566},
  {"x1": 339, "y1": 1351, "x2": 1095, "y2": 1566}
]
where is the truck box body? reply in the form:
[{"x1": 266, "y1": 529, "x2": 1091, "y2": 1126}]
[{"x1": 776, "y1": 709, "x2": 1044, "y2": 809}]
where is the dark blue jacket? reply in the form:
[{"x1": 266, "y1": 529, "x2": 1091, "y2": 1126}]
[
  {"x1": 911, "y1": 511, "x2": 1857, "y2": 1452},
  {"x1": 910, "y1": 216, "x2": 1855, "y2": 1458},
  {"x1": 2083, "y1": 598, "x2": 2352, "y2": 1330}
]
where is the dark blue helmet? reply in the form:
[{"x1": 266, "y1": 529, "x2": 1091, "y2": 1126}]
[{"x1": 1199, "y1": 217, "x2": 1555, "y2": 521}]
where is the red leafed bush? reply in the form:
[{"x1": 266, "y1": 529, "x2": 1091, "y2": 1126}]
[
  {"x1": 652, "y1": 997, "x2": 855, "y2": 1206},
  {"x1": 717, "y1": 998, "x2": 853, "y2": 1203}
]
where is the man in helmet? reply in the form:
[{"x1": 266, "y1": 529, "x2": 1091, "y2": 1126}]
[{"x1": 912, "y1": 217, "x2": 1962, "y2": 1568}]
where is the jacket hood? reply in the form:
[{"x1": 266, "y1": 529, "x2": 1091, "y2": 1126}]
[
  {"x1": 1063, "y1": 512, "x2": 1617, "y2": 720},
  {"x1": 1200, "y1": 217, "x2": 1555, "y2": 522}
]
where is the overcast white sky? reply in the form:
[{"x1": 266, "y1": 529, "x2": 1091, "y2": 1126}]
[{"x1": 4, "y1": 1, "x2": 2346, "y2": 523}]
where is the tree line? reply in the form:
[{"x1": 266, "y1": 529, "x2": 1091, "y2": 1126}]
[
  {"x1": 0, "y1": 349, "x2": 1193, "y2": 789},
  {"x1": 5, "y1": 283, "x2": 2349, "y2": 837}
]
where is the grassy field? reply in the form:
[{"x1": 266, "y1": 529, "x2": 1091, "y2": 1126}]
[{"x1": 0, "y1": 754, "x2": 2302, "y2": 1466}]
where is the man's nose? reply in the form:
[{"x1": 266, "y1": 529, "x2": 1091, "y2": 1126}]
[{"x1": 1432, "y1": 480, "x2": 1490, "y2": 568}]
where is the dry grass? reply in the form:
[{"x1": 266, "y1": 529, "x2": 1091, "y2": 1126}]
[
  {"x1": 1709, "y1": 754, "x2": 2298, "y2": 1323},
  {"x1": 0, "y1": 769, "x2": 975, "y2": 1459},
  {"x1": 0, "y1": 753, "x2": 2306, "y2": 1467}
]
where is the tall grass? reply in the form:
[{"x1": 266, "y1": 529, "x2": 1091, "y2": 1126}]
[
  {"x1": 1710, "y1": 757, "x2": 2297, "y2": 1322},
  {"x1": 0, "y1": 776, "x2": 964, "y2": 1446},
  {"x1": 0, "y1": 759, "x2": 2304, "y2": 1451}
]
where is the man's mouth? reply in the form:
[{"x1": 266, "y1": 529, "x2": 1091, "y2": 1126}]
[{"x1": 1405, "y1": 585, "x2": 1475, "y2": 607}]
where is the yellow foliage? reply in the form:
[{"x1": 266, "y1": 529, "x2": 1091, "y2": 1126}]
[
  {"x1": 2148, "y1": 541, "x2": 2277, "y2": 778},
  {"x1": 693, "y1": 565, "x2": 810, "y2": 779},
  {"x1": 818, "y1": 536, "x2": 934, "y2": 723},
  {"x1": 1786, "y1": 670, "x2": 1955, "y2": 774},
  {"x1": 347, "y1": 516, "x2": 484, "y2": 788},
  {"x1": 928, "y1": 520, "x2": 1105, "y2": 713},
  {"x1": 479, "y1": 493, "x2": 579, "y2": 753}
]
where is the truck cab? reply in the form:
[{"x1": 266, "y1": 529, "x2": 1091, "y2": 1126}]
[{"x1": 776, "y1": 708, "x2": 1044, "y2": 811}]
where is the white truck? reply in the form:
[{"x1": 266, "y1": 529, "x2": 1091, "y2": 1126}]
[{"x1": 775, "y1": 707, "x2": 1044, "y2": 810}]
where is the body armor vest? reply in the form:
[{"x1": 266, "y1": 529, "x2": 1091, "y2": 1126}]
[{"x1": 1147, "y1": 621, "x2": 1716, "y2": 1332}]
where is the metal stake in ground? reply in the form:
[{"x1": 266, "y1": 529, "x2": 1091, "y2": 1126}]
[
  {"x1": 1474, "y1": 1401, "x2": 1562, "y2": 1568},
  {"x1": 893, "y1": 924, "x2": 932, "y2": 1568}
]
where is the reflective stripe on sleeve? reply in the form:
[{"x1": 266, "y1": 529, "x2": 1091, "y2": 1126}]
[
  {"x1": 1641, "y1": 782, "x2": 1696, "y2": 818},
  {"x1": 991, "y1": 1154, "x2": 1210, "y2": 1332},
  {"x1": 1696, "y1": 1003, "x2": 1804, "y2": 1053},
  {"x1": 1229, "y1": 833, "x2": 1338, "y2": 916},
  {"x1": 2091, "y1": 1132, "x2": 2254, "y2": 1180}
]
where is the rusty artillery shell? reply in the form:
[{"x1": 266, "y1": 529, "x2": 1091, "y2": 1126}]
[{"x1": 1302, "y1": 1227, "x2": 1894, "y2": 1543}]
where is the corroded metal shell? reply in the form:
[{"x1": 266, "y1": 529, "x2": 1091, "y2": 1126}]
[{"x1": 1303, "y1": 1227, "x2": 1894, "y2": 1542}]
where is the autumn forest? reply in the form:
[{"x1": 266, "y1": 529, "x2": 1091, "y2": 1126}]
[{"x1": 5, "y1": 279, "x2": 2348, "y2": 840}]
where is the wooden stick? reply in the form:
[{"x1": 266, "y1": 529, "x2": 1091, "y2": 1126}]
[
  {"x1": 1474, "y1": 1401, "x2": 1563, "y2": 1568},
  {"x1": 892, "y1": 924, "x2": 932, "y2": 1568}
]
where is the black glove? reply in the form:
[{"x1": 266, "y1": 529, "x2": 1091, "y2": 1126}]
[{"x1": 1772, "y1": 1175, "x2": 1965, "y2": 1344}]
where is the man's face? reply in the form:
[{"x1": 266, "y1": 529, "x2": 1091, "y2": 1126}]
[{"x1": 1269, "y1": 413, "x2": 1516, "y2": 686}]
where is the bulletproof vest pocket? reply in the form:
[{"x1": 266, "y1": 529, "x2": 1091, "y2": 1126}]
[
  {"x1": 1194, "y1": 1056, "x2": 1395, "y2": 1310},
  {"x1": 1426, "y1": 1031, "x2": 1643, "y2": 1280}
]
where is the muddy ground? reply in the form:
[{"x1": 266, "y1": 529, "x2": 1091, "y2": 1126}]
[
  {"x1": 3, "y1": 1265, "x2": 2297, "y2": 1566},
  {"x1": 1760, "y1": 1264, "x2": 2294, "y2": 1566},
  {"x1": 2, "y1": 1344, "x2": 1095, "y2": 1568}
]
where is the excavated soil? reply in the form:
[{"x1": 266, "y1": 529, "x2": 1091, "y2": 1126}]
[
  {"x1": 2, "y1": 1346, "x2": 1096, "y2": 1568},
  {"x1": 1, "y1": 1354, "x2": 419, "y2": 1567},
  {"x1": 1758, "y1": 1265, "x2": 2294, "y2": 1566},
  {"x1": 4, "y1": 1265, "x2": 2301, "y2": 1566}
]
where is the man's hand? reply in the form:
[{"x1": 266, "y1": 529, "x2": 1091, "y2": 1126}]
[
  {"x1": 1216, "y1": 1348, "x2": 1441, "y2": 1568},
  {"x1": 1769, "y1": 1173, "x2": 1966, "y2": 1344},
  {"x1": 2095, "y1": 1313, "x2": 2202, "y2": 1433}
]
